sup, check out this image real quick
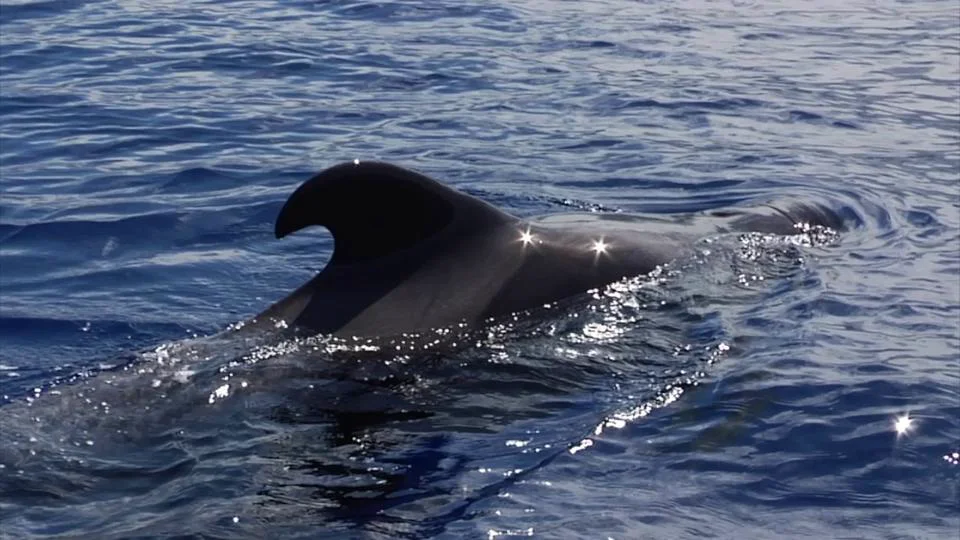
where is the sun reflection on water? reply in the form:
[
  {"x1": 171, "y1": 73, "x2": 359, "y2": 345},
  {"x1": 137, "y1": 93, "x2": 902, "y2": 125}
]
[{"x1": 893, "y1": 413, "x2": 915, "y2": 438}]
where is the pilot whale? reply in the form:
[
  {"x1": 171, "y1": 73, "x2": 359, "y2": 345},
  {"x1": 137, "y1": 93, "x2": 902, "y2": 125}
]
[{"x1": 254, "y1": 161, "x2": 847, "y2": 337}]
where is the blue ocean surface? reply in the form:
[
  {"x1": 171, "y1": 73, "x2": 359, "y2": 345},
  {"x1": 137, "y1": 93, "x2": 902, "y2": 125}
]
[{"x1": 1, "y1": 0, "x2": 957, "y2": 538}]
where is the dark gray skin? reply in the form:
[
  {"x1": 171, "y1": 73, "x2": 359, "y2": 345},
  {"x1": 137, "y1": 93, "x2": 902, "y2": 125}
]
[{"x1": 255, "y1": 161, "x2": 847, "y2": 337}]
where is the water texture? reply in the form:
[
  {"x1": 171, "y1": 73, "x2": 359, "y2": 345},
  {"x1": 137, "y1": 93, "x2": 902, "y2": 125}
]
[{"x1": 1, "y1": 0, "x2": 958, "y2": 538}]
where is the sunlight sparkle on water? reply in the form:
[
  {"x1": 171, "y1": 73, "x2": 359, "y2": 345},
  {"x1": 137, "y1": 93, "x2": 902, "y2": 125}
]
[
  {"x1": 893, "y1": 413, "x2": 915, "y2": 437},
  {"x1": 208, "y1": 383, "x2": 230, "y2": 404},
  {"x1": 488, "y1": 527, "x2": 534, "y2": 539}
]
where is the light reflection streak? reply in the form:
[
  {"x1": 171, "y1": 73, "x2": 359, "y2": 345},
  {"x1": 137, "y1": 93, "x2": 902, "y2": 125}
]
[
  {"x1": 568, "y1": 342, "x2": 730, "y2": 456},
  {"x1": 487, "y1": 527, "x2": 534, "y2": 538}
]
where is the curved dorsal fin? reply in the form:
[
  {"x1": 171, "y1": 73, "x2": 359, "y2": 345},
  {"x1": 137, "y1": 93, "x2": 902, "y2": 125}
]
[{"x1": 275, "y1": 161, "x2": 514, "y2": 265}]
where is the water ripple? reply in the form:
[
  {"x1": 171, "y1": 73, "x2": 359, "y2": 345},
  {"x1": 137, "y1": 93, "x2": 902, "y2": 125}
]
[{"x1": 1, "y1": 0, "x2": 958, "y2": 537}]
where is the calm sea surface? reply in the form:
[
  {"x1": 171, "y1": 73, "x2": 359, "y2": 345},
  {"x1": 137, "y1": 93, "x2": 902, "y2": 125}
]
[{"x1": 1, "y1": 0, "x2": 958, "y2": 538}]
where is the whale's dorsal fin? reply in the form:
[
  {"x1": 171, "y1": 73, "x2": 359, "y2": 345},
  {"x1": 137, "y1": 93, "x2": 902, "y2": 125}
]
[{"x1": 275, "y1": 161, "x2": 514, "y2": 265}]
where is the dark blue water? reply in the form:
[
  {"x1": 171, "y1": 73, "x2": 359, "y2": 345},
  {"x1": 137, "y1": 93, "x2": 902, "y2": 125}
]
[{"x1": 1, "y1": 0, "x2": 958, "y2": 538}]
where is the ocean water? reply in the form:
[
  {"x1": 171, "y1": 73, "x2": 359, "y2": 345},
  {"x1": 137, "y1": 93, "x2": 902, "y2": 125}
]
[{"x1": 1, "y1": 0, "x2": 958, "y2": 538}]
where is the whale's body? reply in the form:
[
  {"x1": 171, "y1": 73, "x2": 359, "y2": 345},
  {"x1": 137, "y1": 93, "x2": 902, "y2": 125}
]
[{"x1": 255, "y1": 162, "x2": 846, "y2": 337}]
